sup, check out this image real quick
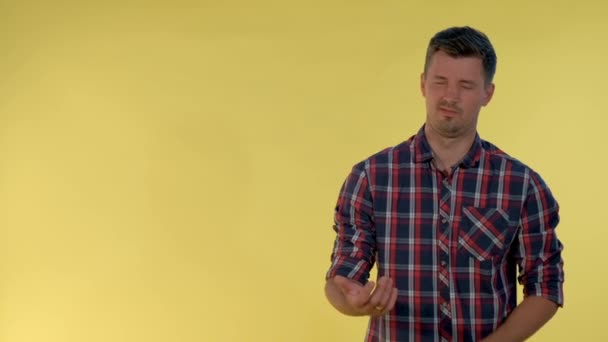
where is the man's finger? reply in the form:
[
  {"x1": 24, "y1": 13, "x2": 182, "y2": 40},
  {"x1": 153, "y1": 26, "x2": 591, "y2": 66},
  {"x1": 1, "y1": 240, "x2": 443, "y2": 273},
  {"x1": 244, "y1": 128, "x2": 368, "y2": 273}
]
[
  {"x1": 376, "y1": 288, "x2": 398, "y2": 317},
  {"x1": 376, "y1": 277, "x2": 394, "y2": 308},
  {"x1": 385, "y1": 287, "x2": 399, "y2": 312},
  {"x1": 368, "y1": 277, "x2": 391, "y2": 309}
]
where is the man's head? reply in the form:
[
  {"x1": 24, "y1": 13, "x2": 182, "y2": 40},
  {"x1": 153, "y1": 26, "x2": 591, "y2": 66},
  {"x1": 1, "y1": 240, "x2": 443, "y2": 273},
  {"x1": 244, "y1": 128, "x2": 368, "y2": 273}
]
[
  {"x1": 424, "y1": 26, "x2": 497, "y2": 85},
  {"x1": 421, "y1": 26, "x2": 497, "y2": 139}
]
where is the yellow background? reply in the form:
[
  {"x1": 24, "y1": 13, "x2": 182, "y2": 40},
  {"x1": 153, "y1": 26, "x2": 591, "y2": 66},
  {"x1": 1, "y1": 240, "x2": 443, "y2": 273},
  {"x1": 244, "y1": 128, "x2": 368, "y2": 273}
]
[{"x1": 0, "y1": 1, "x2": 605, "y2": 341}]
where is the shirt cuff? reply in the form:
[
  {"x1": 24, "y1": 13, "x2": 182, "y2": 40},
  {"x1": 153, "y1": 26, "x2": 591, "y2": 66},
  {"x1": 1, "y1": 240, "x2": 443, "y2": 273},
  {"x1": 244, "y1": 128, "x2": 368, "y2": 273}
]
[
  {"x1": 325, "y1": 256, "x2": 372, "y2": 285},
  {"x1": 523, "y1": 282, "x2": 564, "y2": 307}
]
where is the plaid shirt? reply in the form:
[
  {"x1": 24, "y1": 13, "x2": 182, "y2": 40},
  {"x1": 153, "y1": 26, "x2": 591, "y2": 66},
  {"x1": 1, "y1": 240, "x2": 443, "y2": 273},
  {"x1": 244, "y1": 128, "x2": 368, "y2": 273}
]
[{"x1": 327, "y1": 127, "x2": 564, "y2": 342}]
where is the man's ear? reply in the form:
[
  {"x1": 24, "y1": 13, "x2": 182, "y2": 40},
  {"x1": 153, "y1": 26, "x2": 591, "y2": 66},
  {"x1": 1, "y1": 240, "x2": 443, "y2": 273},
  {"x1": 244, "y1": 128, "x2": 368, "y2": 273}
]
[
  {"x1": 420, "y1": 72, "x2": 426, "y2": 97},
  {"x1": 482, "y1": 83, "x2": 495, "y2": 106}
]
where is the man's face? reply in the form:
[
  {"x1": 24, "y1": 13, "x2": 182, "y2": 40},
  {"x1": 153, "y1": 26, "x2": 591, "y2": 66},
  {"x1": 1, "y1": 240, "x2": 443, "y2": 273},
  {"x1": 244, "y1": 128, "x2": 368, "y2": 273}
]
[{"x1": 421, "y1": 50, "x2": 495, "y2": 139}]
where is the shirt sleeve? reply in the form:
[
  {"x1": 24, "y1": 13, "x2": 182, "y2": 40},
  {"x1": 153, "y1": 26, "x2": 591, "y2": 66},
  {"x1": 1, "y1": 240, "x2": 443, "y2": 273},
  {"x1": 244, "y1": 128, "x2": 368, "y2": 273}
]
[
  {"x1": 516, "y1": 170, "x2": 565, "y2": 306},
  {"x1": 325, "y1": 162, "x2": 376, "y2": 285}
]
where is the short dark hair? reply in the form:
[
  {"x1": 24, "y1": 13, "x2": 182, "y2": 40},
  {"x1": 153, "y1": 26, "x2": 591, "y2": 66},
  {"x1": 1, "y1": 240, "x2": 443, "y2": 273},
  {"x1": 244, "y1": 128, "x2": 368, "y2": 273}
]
[{"x1": 424, "y1": 26, "x2": 497, "y2": 85}]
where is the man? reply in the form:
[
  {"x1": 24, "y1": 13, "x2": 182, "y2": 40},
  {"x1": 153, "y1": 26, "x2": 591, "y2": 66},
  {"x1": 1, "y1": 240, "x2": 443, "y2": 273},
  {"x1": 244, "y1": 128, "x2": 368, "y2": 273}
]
[{"x1": 325, "y1": 26, "x2": 564, "y2": 342}]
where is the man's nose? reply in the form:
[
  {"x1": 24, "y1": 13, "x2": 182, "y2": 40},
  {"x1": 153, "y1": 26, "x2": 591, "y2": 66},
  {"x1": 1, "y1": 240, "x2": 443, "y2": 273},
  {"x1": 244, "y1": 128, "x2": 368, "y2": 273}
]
[{"x1": 443, "y1": 84, "x2": 460, "y2": 102}]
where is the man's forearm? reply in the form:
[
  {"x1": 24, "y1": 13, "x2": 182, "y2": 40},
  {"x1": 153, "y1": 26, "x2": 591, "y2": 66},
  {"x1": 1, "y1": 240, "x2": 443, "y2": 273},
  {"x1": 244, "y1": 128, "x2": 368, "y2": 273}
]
[{"x1": 482, "y1": 296, "x2": 559, "y2": 342}]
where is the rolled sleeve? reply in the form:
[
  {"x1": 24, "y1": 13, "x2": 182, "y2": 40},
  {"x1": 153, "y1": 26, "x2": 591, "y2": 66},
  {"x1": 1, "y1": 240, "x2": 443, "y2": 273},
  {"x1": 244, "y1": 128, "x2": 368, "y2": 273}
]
[
  {"x1": 326, "y1": 162, "x2": 376, "y2": 285},
  {"x1": 516, "y1": 171, "x2": 565, "y2": 306}
]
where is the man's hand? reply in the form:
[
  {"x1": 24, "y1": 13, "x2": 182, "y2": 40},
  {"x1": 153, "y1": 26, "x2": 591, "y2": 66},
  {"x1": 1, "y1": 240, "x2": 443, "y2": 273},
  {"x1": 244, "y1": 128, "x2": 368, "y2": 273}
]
[{"x1": 329, "y1": 275, "x2": 398, "y2": 317}]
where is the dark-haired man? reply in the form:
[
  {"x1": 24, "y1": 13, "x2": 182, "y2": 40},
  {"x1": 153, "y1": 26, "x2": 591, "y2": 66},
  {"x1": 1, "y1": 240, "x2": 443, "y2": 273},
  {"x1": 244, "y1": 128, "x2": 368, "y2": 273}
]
[{"x1": 325, "y1": 26, "x2": 564, "y2": 342}]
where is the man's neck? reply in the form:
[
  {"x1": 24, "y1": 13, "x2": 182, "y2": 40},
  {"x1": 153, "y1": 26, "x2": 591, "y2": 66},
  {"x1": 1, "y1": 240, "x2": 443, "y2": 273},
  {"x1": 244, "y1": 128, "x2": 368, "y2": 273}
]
[{"x1": 424, "y1": 125, "x2": 476, "y2": 175}]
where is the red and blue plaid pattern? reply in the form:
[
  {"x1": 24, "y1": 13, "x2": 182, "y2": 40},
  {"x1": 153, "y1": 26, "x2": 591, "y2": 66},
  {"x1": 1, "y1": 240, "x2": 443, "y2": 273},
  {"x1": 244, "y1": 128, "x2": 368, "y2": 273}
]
[{"x1": 327, "y1": 127, "x2": 564, "y2": 342}]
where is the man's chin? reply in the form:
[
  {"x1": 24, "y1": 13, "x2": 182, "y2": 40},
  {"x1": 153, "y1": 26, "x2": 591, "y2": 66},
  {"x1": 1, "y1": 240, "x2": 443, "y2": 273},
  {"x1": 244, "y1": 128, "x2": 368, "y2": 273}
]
[{"x1": 436, "y1": 122, "x2": 460, "y2": 135}]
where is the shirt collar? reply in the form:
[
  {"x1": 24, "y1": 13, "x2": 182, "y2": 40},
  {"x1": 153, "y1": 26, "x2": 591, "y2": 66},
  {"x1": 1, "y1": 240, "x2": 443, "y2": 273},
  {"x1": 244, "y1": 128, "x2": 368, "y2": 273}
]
[{"x1": 413, "y1": 125, "x2": 483, "y2": 169}]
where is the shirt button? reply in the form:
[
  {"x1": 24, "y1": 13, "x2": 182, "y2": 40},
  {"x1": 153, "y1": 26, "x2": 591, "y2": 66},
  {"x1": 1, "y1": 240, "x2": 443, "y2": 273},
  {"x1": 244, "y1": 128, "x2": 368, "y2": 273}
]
[
  {"x1": 440, "y1": 260, "x2": 447, "y2": 267},
  {"x1": 441, "y1": 218, "x2": 448, "y2": 224}
]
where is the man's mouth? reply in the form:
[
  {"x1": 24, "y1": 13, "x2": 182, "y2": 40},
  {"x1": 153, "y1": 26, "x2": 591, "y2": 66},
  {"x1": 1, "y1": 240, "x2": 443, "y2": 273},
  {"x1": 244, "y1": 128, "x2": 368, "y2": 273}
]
[{"x1": 439, "y1": 107, "x2": 459, "y2": 115}]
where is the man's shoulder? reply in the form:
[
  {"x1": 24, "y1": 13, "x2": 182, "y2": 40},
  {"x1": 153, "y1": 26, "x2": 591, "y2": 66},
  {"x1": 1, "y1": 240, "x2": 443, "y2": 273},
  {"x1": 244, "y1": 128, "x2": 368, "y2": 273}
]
[
  {"x1": 353, "y1": 136, "x2": 417, "y2": 171},
  {"x1": 480, "y1": 139, "x2": 542, "y2": 178},
  {"x1": 481, "y1": 139, "x2": 558, "y2": 206}
]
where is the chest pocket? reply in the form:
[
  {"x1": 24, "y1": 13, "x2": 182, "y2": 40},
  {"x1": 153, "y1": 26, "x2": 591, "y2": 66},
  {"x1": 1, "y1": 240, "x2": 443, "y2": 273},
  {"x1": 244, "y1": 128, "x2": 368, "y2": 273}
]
[{"x1": 458, "y1": 206, "x2": 518, "y2": 261}]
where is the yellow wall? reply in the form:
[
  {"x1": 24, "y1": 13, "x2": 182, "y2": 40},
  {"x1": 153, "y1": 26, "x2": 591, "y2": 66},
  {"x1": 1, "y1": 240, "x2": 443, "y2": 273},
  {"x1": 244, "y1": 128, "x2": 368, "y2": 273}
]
[{"x1": 0, "y1": 1, "x2": 605, "y2": 341}]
